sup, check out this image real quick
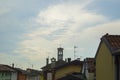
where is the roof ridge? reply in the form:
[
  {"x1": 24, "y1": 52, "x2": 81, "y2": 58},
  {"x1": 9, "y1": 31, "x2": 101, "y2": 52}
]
[{"x1": 102, "y1": 33, "x2": 120, "y2": 54}]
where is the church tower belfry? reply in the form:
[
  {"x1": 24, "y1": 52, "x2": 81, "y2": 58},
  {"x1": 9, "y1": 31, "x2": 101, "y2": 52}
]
[{"x1": 57, "y1": 47, "x2": 64, "y2": 61}]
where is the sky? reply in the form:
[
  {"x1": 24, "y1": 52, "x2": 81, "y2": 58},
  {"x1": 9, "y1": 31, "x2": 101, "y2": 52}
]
[{"x1": 0, "y1": 0, "x2": 120, "y2": 70}]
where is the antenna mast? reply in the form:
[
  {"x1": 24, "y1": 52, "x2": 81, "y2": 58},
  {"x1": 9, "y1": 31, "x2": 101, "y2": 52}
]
[{"x1": 74, "y1": 46, "x2": 77, "y2": 59}]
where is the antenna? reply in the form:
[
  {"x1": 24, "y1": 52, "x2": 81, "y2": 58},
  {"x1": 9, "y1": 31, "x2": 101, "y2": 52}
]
[{"x1": 74, "y1": 46, "x2": 77, "y2": 59}]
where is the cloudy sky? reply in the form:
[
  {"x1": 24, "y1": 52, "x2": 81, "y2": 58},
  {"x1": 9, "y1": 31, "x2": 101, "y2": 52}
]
[{"x1": 0, "y1": 0, "x2": 120, "y2": 69}]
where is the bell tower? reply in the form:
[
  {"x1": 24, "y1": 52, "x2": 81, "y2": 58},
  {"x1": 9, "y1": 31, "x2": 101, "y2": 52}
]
[{"x1": 57, "y1": 47, "x2": 64, "y2": 61}]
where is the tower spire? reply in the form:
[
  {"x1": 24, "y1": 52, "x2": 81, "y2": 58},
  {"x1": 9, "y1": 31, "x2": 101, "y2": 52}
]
[{"x1": 57, "y1": 47, "x2": 64, "y2": 61}]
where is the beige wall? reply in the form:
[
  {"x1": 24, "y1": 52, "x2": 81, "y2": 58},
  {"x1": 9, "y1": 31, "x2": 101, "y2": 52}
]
[
  {"x1": 55, "y1": 65, "x2": 82, "y2": 80},
  {"x1": 96, "y1": 42, "x2": 115, "y2": 80}
]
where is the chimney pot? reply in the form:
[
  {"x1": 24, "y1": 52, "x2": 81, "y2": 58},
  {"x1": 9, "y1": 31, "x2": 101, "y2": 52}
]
[
  {"x1": 12, "y1": 63, "x2": 14, "y2": 68},
  {"x1": 68, "y1": 58, "x2": 71, "y2": 62},
  {"x1": 46, "y1": 58, "x2": 49, "y2": 65}
]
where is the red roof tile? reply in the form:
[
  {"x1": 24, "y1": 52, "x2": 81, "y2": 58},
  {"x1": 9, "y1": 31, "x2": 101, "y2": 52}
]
[
  {"x1": 101, "y1": 33, "x2": 120, "y2": 55},
  {"x1": 105, "y1": 34, "x2": 120, "y2": 49},
  {"x1": 95, "y1": 34, "x2": 120, "y2": 58}
]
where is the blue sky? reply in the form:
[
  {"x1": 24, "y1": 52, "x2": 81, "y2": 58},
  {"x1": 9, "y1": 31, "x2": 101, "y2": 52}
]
[{"x1": 0, "y1": 0, "x2": 120, "y2": 69}]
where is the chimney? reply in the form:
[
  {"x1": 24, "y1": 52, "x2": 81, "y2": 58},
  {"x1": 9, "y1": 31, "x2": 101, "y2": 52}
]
[
  {"x1": 106, "y1": 33, "x2": 109, "y2": 35},
  {"x1": 12, "y1": 63, "x2": 14, "y2": 68},
  {"x1": 68, "y1": 58, "x2": 71, "y2": 62},
  {"x1": 46, "y1": 58, "x2": 49, "y2": 65}
]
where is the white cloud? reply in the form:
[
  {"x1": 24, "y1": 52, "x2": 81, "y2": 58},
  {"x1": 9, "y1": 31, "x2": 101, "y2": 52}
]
[
  {"x1": 79, "y1": 20, "x2": 120, "y2": 39},
  {"x1": 32, "y1": 1, "x2": 107, "y2": 43},
  {"x1": 37, "y1": 1, "x2": 106, "y2": 26},
  {"x1": 14, "y1": 0, "x2": 120, "y2": 68},
  {"x1": 15, "y1": 37, "x2": 57, "y2": 60},
  {"x1": 15, "y1": 0, "x2": 107, "y2": 60},
  {"x1": 66, "y1": 20, "x2": 120, "y2": 58}
]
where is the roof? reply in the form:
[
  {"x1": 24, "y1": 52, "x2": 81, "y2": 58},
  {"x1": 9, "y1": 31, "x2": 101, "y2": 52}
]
[
  {"x1": 14, "y1": 68, "x2": 27, "y2": 74},
  {"x1": 105, "y1": 34, "x2": 120, "y2": 49},
  {"x1": 41, "y1": 60, "x2": 83, "y2": 71},
  {"x1": 95, "y1": 33, "x2": 120, "y2": 58},
  {"x1": 42, "y1": 60, "x2": 83, "y2": 80},
  {"x1": 54, "y1": 60, "x2": 83, "y2": 70},
  {"x1": 84, "y1": 58, "x2": 95, "y2": 73},
  {"x1": 41, "y1": 60, "x2": 66, "y2": 71},
  {"x1": 0, "y1": 64, "x2": 16, "y2": 72},
  {"x1": 26, "y1": 68, "x2": 41, "y2": 76},
  {"x1": 85, "y1": 58, "x2": 95, "y2": 62}
]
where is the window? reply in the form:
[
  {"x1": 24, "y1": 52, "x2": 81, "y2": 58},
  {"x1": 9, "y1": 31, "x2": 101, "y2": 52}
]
[
  {"x1": 5, "y1": 73, "x2": 10, "y2": 76},
  {"x1": 1, "y1": 73, "x2": 4, "y2": 77}
]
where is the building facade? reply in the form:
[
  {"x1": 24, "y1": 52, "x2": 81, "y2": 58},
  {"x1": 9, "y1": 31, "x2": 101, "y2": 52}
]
[
  {"x1": 95, "y1": 34, "x2": 120, "y2": 80},
  {"x1": 26, "y1": 68, "x2": 41, "y2": 80},
  {"x1": 82, "y1": 58, "x2": 95, "y2": 80},
  {"x1": 0, "y1": 64, "x2": 17, "y2": 80},
  {"x1": 55, "y1": 59, "x2": 83, "y2": 80},
  {"x1": 42, "y1": 47, "x2": 83, "y2": 80},
  {"x1": 14, "y1": 68, "x2": 27, "y2": 80}
]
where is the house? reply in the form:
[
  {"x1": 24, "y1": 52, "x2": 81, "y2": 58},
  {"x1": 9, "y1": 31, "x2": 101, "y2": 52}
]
[
  {"x1": 82, "y1": 58, "x2": 95, "y2": 80},
  {"x1": 41, "y1": 47, "x2": 66, "y2": 80},
  {"x1": 42, "y1": 58, "x2": 83, "y2": 80},
  {"x1": 0, "y1": 64, "x2": 17, "y2": 80},
  {"x1": 54, "y1": 59, "x2": 83, "y2": 80},
  {"x1": 41, "y1": 47, "x2": 83, "y2": 80},
  {"x1": 95, "y1": 33, "x2": 120, "y2": 80},
  {"x1": 41, "y1": 57, "x2": 67, "y2": 80},
  {"x1": 14, "y1": 68, "x2": 27, "y2": 80},
  {"x1": 26, "y1": 68, "x2": 41, "y2": 80}
]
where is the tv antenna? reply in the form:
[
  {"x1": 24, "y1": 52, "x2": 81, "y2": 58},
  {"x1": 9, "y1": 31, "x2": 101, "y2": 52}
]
[{"x1": 74, "y1": 46, "x2": 77, "y2": 59}]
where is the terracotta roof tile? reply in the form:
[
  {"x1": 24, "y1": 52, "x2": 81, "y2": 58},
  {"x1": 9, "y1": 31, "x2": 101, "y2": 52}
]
[{"x1": 104, "y1": 34, "x2": 120, "y2": 49}]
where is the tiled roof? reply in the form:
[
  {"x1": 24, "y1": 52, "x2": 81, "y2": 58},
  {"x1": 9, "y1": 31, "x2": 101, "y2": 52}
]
[
  {"x1": 102, "y1": 34, "x2": 120, "y2": 54},
  {"x1": 0, "y1": 64, "x2": 16, "y2": 72},
  {"x1": 54, "y1": 60, "x2": 83, "y2": 70},
  {"x1": 104, "y1": 34, "x2": 120, "y2": 49},
  {"x1": 41, "y1": 60, "x2": 67, "y2": 70},
  {"x1": 26, "y1": 68, "x2": 41, "y2": 76},
  {"x1": 85, "y1": 58, "x2": 95, "y2": 62},
  {"x1": 14, "y1": 68, "x2": 27, "y2": 74},
  {"x1": 41, "y1": 60, "x2": 83, "y2": 71},
  {"x1": 95, "y1": 33, "x2": 120, "y2": 58}
]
